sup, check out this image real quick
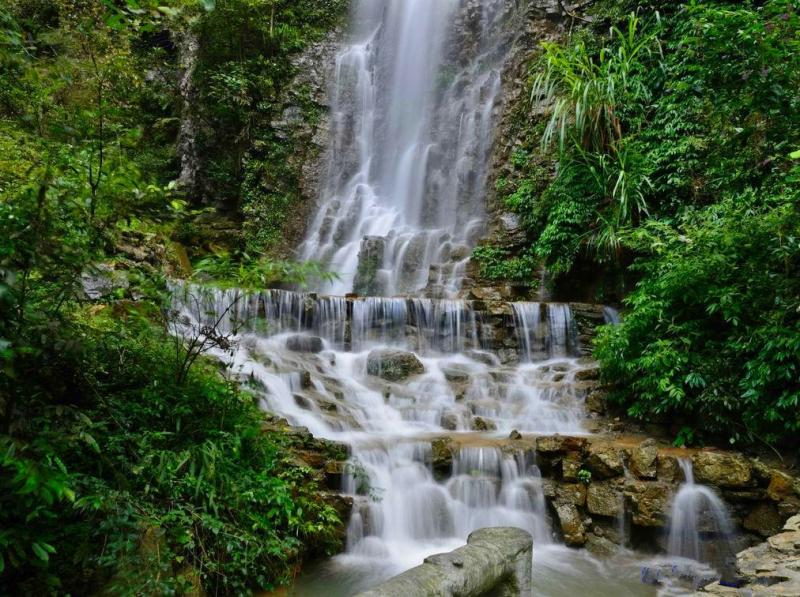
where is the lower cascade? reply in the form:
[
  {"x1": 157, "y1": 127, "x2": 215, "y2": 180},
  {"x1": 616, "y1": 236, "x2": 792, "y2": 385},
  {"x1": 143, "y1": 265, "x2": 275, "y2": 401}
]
[
  {"x1": 667, "y1": 460, "x2": 737, "y2": 578},
  {"x1": 170, "y1": 284, "x2": 746, "y2": 595}
]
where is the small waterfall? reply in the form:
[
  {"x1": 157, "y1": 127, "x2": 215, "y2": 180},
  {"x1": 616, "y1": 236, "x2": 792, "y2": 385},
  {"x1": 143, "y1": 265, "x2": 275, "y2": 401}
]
[
  {"x1": 341, "y1": 443, "x2": 550, "y2": 575},
  {"x1": 603, "y1": 306, "x2": 621, "y2": 324},
  {"x1": 512, "y1": 302, "x2": 578, "y2": 360},
  {"x1": 667, "y1": 459, "x2": 736, "y2": 570}
]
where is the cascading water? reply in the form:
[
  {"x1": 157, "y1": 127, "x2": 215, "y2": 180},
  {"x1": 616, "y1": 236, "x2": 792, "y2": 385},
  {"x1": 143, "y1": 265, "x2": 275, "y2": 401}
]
[
  {"x1": 667, "y1": 459, "x2": 737, "y2": 570},
  {"x1": 168, "y1": 1, "x2": 670, "y2": 593},
  {"x1": 300, "y1": 0, "x2": 513, "y2": 297},
  {"x1": 171, "y1": 282, "x2": 719, "y2": 595}
]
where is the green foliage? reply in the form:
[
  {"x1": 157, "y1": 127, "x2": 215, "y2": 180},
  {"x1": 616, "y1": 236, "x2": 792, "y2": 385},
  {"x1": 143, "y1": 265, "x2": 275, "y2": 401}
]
[
  {"x1": 193, "y1": 0, "x2": 348, "y2": 252},
  {"x1": 471, "y1": 246, "x2": 538, "y2": 285},
  {"x1": 596, "y1": 185, "x2": 800, "y2": 445},
  {"x1": 532, "y1": 13, "x2": 654, "y2": 154},
  {"x1": 0, "y1": 2, "x2": 345, "y2": 593},
  {"x1": 577, "y1": 469, "x2": 592, "y2": 485},
  {"x1": 2, "y1": 316, "x2": 342, "y2": 595},
  {"x1": 489, "y1": 0, "x2": 800, "y2": 445},
  {"x1": 193, "y1": 251, "x2": 338, "y2": 288}
]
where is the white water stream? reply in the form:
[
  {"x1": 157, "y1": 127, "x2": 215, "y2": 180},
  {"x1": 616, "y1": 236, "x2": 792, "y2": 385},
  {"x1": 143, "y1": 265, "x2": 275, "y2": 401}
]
[
  {"x1": 172, "y1": 286, "x2": 666, "y2": 595},
  {"x1": 300, "y1": 0, "x2": 510, "y2": 297},
  {"x1": 172, "y1": 0, "x2": 737, "y2": 593}
]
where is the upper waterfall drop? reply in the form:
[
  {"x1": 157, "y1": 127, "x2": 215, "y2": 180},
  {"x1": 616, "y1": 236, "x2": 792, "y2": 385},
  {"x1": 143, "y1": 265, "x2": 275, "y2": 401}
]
[{"x1": 300, "y1": 0, "x2": 514, "y2": 297}]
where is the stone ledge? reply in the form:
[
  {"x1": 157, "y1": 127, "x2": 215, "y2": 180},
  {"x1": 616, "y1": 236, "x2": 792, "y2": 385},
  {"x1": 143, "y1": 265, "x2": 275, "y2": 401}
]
[{"x1": 354, "y1": 527, "x2": 533, "y2": 597}]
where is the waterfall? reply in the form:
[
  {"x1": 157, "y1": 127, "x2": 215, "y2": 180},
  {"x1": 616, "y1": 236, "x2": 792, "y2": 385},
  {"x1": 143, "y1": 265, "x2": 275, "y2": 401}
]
[
  {"x1": 667, "y1": 459, "x2": 736, "y2": 569},
  {"x1": 300, "y1": 0, "x2": 515, "y2": 296},
  {"x1": 512, "y1": 302, "x2": 579, "y2": 360}
]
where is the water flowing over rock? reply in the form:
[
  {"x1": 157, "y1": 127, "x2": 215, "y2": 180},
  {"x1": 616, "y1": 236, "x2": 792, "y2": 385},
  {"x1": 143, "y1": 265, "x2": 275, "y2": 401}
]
[
  {"x1": 667, "y1": 459, "x2": 737, "y2": 577},
  {"x1": 300, "y1": 0, "x2": 523, "y2": 296}
]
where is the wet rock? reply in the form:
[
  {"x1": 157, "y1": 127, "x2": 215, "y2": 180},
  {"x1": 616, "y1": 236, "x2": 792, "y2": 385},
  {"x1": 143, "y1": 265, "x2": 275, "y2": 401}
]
[
  {"x1": 555, "y1": 483, "x2": 586, "y2": 507},
  {"x1": 562, "y1": 451, "x2": 582, "y2": 482},
  {"x1": 353, "y1": 236, "x2": 386, "y2": 296},
  {"x1": 625, "y1": 481, "x2": 670, "y2": 527},
  {"x1": 509, "y1": 429, "x2": 522, "y2": 440},
  {"x1": 587, "y1": 482, "x2": 622, "y2": 517},
  {"x1": 744, "y1": 503, "x2": 783, "y2": 537},
  {"x1": 81, "y1": 263, "x2": 130, "y2": 300},
  {"x1": 585, "y1": 389, "x2": 606, "y2": 415},
  {"x1": 585, "y1": 443, "x2": 625, "y2": 479},
  {"x1": 768, "y1": 472, "x2": 796, "y2": 502},
  {"x1": 286, "y1": 334, "x2": 324, "y2": 353},
  {"x1": 768, "y1": 530, "x2": 800, "y2": 553},
  {"x1": 693, "y1": 451, "x2": 753, "y2": 488},
  {"x1": 442, "y1": 366, "x2": 471, "y2": 383},
  {"x1": 585, "y1": 533, "x2": 619, "y2": 557},
  {"x1": 324, "y1": 460, "x2": 348, "y2": 490},
  {"x1": 471, "y1": 416, "x2": 497, "y2": 431},
  {"x1": 440, "y1": 411, "x2": 460, "y2": 431},
  {"x1": 630, "y1": 439, "x2": 658, "y2": 480},
  {"x1": 355, "y1": 527, "x2": 533, "y2": 597},
  {"x1": 431, "y1": 438, "x2": 453, "y2": 478},
  {"x1": 467, "y1": 287, "x2": 505, "y2": 301},
  {"x1": 536, "y1": 435, "x2": 587, "y2": 454},
  {"x1": 465, "y1": 349, "x2": 500, "y2": 366},
  {"x1": 555, "y1": 503, "x2": 586, "y2": 546},
  {"x1": 573, "y1": 366, "x2": 599, "y2": 381},
  {"x1": 366, "y1": 349, "x2": 425, "y2": 382},
  {"x1": 657, "y1": 454, "x2": 680, "y2": 483}
]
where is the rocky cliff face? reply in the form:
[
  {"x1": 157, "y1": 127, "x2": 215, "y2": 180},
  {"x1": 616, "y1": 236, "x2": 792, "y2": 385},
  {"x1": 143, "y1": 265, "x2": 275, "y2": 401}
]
[{"x1": 424, "y1": 433, "x2": 800, "y2": 557}]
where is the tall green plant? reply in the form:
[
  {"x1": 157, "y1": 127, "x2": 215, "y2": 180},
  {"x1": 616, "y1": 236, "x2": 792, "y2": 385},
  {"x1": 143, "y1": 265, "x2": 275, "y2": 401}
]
[{"x1": 532, "y1": 13, "x2": 655, "y2": 154}]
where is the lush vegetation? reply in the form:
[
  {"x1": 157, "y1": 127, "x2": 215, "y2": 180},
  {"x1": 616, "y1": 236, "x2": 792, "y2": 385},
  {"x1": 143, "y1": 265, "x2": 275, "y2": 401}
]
[
  {"x1": 0, "y1": 0, "x2": 344, "y2": 594},
  {"x1": 490, "y1": 0, "x2": 800, "y2": 445}
]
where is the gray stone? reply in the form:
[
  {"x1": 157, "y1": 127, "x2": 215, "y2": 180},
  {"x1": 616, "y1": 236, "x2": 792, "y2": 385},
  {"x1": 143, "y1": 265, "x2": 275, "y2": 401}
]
[
  {"x1": 81, "y1": 263, "x2": 129, "y2": 300},
  {"x1": 586, "y1": 443, "x2": 625, "y2": 479},
  {"x1": 630, "y1": 439, "x2": 658, "y2": 479},
  {"x1": 692, "y1": 451, "x2": 752, "y2": 488},
  {"x1": 286, "y1": 334, "x2": 324, "y2": 353},
  {"x1": 587, "y1": 482, "x2": 622, "y2": 518},
  {"x1": 366, "y1": 349, "x2": 425, "y2": 382},
  {"x1": 555, "y1": 504, "x2": 586, "y2": 546},
  {"x1": 354, "y1": 527, "x2": 532, "y2": 597}
]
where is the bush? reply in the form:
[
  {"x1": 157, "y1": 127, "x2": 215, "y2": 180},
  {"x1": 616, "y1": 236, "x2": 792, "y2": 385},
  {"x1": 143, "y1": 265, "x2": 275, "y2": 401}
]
[
  {"x1": 596, "y1": 183, "x2": 800, "y2": 446},
  {"x1": 1, "y1": 314, "x2": 341, "y2": 595}
]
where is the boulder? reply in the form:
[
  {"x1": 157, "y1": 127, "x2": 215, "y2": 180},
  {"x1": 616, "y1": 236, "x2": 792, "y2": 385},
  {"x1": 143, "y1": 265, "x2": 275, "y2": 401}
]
[
  {"x1": 81, "y1": 263, "x2": 130, "y2": 300},
  {"x1": 625, "y1": 481, "x2": 670, "y2": 527},
  {"x1": 585, "y1": 533, "x2": 619, "y2": 558},
  {"x1": 286, "y1": 334, "x2": 324, "y2": 353},
  {"x1": 586, "y1": 443, "x2": 625, "y2": 479},
  {"x1": 441, "y1": 366, "x2": 470, "y2": 383},
  {"x1": 440, "y1": 411, "x2": 460, "y2": 431},
  {"x1": 555, "y1": 483, "x2": 587, "y2": 507},
  {"x1": 367, "y1": 349, "x2": 425, "y2": 382},
  {"x1": 471, "y1": 416, "x2": 497, "y2": 431},
  {"x1": 509, "y1": 429, "x2": 522, "y2": 440},
  {"x1": 692, "y1": 451, "x2": 752, "y2": 488},
  {"x1": 555, "y1": 503, "x2": 586, "y2": 546},
  {"x1": 561, "y1": 451, "x2": 582, "y2": 482},
  {"x1": 785, "y1": 514, "x2": 800, "y2": 532},
  {"x1": 355, "y1": 527, "x2": 533, "y2": 597},
  {"x1": 743, "y1": 503, "x2": 782, "y2": 537},
  {"x1": 630, "y1": 439, "x2": 658, "y2": 480},
  {"x1": 536, "y1": 435, "x2": 587, "y2": 454},
  {"x1": 768, "y1": 530, "x2": 800, "y2": 554},
  {"x1": 768, "y1": 472, "x2": 795, "y2": 501},
  {"x1": 587, "y1": 482, "x2": 622, "y2": 518}
]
